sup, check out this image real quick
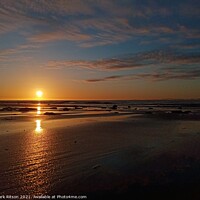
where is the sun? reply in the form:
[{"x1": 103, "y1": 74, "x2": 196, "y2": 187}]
[{"x1": 36, "y1": 90, "x2": 43, "y2": 98}]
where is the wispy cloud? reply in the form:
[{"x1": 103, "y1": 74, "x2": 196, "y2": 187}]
[
  {"x1": 44, "y1": 58, "x2": 143, "y2": 71},
  {"x1": 0, "y1": 43, "x2": 41, "y2": 66},
  {"x1": 1, "y1": 0, "x2": 199, "y2": 47},
  {"x1": 85, "y1": 69, "x2": 200, "y2": 83},
  {"x1": 86, "y1": 75, "x2": 125, "y2": 82},
  {"x1": 44, "y1": 49, "x2": 200, "y2": 71},
  {"x1": 0, "y1": 43, "x2": 41, "y2": 56}
]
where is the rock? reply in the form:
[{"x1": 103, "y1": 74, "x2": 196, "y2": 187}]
[
  {"x1": 92, "y1": 164, "x2": 101, "y2": 169},
  {"x1": 18, "y1": 107, "x2": 36, "y2": 112},
  {"x1": 183, "y1": 110, "x2": 191, "y2": 114},
  {"x1": 111, "y1": 105, "x2": 118, "y2": 110},
  {"x1": 1, "y1": 107, "x2": 15, "y2": 111},
  {"x1": 63, "y1": 108, "x2": 69, "y2": 111},
  {"x1": 50, "y1": 107, "x2": 57, "y2": 110},
  {"x1": 145, "y1": 111, "x2": 153, "y2": 114},
  {"x1": 171, "y1": 110, "x2": 183, "y2": 114},
  {"x1": 44, "y1": 112, "x2": 56, "y2": 115}
]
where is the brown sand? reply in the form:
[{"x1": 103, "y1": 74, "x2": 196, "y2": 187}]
[{"x1": 0, "y1": 113, "x2": 200, "y2": 199}]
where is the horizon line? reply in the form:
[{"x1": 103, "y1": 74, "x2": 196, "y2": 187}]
[{"x1": 0, "y1": 98, "x2": 200, "y2": 101}]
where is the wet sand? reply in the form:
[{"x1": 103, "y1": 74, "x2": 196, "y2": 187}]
[{"x1": 0, "y1": 112, "x2": 200, "y2": 199}]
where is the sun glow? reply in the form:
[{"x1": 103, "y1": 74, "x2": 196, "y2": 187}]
[{"x1": 36, "y1": 90, "x2": 43, "y2": 98}]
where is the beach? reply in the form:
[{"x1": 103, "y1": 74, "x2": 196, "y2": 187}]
[{"x1": 0, "y1": 101, "x2": 200, "y2": 199}]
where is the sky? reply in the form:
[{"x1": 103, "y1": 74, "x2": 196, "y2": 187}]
[{"x1": 0, "y1": 0, "x2": 199, "y2": 100}]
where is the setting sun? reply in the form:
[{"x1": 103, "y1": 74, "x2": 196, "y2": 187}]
[{"x1": 36, "y1": 90, "x2": 43, "y2": 98}]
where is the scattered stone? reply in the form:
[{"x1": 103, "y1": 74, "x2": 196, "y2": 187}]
[
  {"x1": 5, "y1": 117, "x2": 13, "y2": 120},
  {"x1": 63, "y1": 108, "x2": 69, "y2": 111},
  {"x1": 1, "y1": 107, "x2": 15, "y2": 111}
]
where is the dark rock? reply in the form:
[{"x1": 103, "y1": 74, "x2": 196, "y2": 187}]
[
  {"x1": 44, "y1": 112, "x2": 56, "y2": 115},
  {"x1": 18, "y1": 107, "x2": 36, "y2": 112},
  {"x1": 63, "y1": 108, "x2": 69, "y2": 111},
  {"x1": 92, "y1": 164, "x2": 101, "y2": 169},
  {"x1": 145, "y1": 111, "x2": 153, "y2": 114},
  {"x1": 50, "y1": 107, "x2": 57, "y2": 110},
  {"x1": 101, "y1": 106, "x2": 107, "y2": 109},
  {"x1": 183, "y1": 110, "x2": 191, "y2": 114},
  {"x1": 111, "y1": 105, "x2": 118, "y2": 110},
  {"x1": 171, "y1": 110, "x2": 183, "y2": 114}
]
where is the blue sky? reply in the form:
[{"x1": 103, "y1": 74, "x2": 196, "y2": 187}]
[{"x1": 0, "y1": 0, "x2": 199, "y2": 99}]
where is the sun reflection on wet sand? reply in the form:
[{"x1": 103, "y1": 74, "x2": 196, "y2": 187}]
[
  {"x1": 37, "y1": 106, "x2": 41, "y2": 115},
  {"x1": 15, "y1": 119, "x2": 55, "y2": 195},
  {"x1": 37, "y1": 103, "x2": 41, "y2": 115},
  {"x1": 35, "y1": 119, "x2": 43, "y2": 134}
]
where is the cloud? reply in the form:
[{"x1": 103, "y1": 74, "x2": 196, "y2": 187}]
[
  {"x1": 44, "y1": 57, "x2": 143, "y2": 71},
  {"x1": 86, "y1": 75, "x2": 125, "y2": 82},
  {"x1": 0, "y1": 43, "x2": 41, "y2": 66},
  {"x1": 44, "y1": 49, "x2": 200, "y2": 71},
  {"x1": 28, "y1": 18, "x2": 150, "y2": 46},
  {"x1": 78, "y1": 50, "x2": 200, "y2": 83},
  {"x1": 1, "y1": 0, "x2": 199, "y2": 47},
  {"x1": 85, "y1": 69, "x2": 200, "y2": 83},
  {"x1": 0, "y1": 43, "x2": 41, "y2": 57},
  {"x1": 29, "y1": 29, "x2": 92, "y2": 43}
]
